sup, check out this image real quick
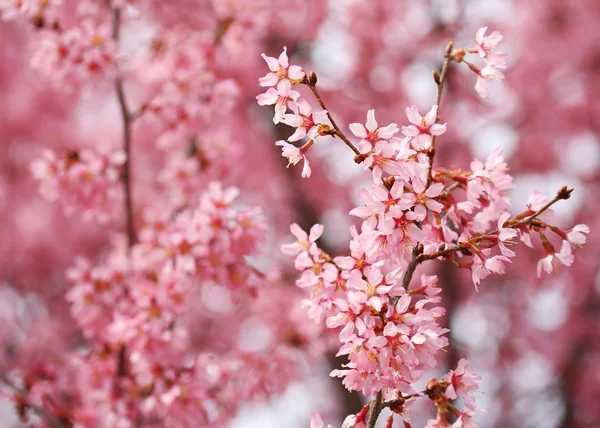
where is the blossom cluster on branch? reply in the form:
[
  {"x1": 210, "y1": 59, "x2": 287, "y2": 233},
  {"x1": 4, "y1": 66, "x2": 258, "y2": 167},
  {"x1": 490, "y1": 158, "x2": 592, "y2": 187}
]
[{"x1": 257, "y1": 28, "x2": 588, "y2": 428}]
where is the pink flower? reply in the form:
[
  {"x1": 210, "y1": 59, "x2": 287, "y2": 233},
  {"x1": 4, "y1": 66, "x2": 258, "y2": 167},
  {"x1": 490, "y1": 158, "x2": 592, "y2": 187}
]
[
  {"x1": 566, "y1": 224, "x2": 590, "y2": 246},
  {"x1": 402, "y1": 105, "x2": 447, "y2": 150},
  {"x1": 309, "y1": 412, "x2": 337, "y2": 428},
  {"x1": 472, "y1": 64, "x2": 505, "y2": 99},
  {"x1": 471, "y1": 252, "x2": 511, "y2": 289},
  {"x1": 256, "y1": 79, "x2": 300, "y2": 123},
  {"x1": 497, "y1": 212, "x2": 517, "y2": 257},
  {"x1": 536, "y1": 240, "x2": 574, "y2": 277},
  {"x1": 349, "y1": 110, "x2": 399, "y2": 153},
  {"x1": 406, "y1": 177, "x2": 445, "y2": 221},
  {"x1": 259, "y1": 46, "x2": 305, "y2": 87},
  {"x1": 281, "y1": 223, "x2": 324, "y2": 270},
  {"x1": 275, "y1": 140, "x2": 313, "y2": 178},
  {"x1": 281, "y1": 99, "x2": 329, "y2": 142},
  {"x1": 475, "y1": 27, "x2": 506, "y2": 59},
  {"x1": 442, "y1": 359, "x2": 482, "y2": 410}
]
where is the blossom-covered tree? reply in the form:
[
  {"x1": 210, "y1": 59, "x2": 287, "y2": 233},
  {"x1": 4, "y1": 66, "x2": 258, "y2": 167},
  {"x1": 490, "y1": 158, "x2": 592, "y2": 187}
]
[{"x1": 1, "y1": 1, "x2": 598, "y2": 428}]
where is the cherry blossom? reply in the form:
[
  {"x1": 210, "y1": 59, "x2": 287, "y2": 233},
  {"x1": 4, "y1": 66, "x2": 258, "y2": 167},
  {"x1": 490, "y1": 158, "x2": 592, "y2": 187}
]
[
  {"x1": 349, "y1": 109, "x2": 399, "y2": 153},
  {"x1": 402, "y1": 105, "x2": 447, "y2": 150}
]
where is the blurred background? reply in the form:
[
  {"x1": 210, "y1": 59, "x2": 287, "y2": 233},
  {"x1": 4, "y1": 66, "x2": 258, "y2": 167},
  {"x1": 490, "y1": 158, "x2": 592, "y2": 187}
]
[{"x1": 1, "y1": 0, "x2": 599, "y2": 427}]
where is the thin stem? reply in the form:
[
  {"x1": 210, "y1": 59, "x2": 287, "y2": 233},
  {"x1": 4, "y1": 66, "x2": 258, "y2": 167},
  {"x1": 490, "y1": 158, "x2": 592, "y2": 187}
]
[
  {"x1": 366, "y1": 391, "x2": 383, "y2": 428},
  {"x1": 418, "y1": 186, "x2": 571, "y2": 263},
  {"x1": 112, "y1": 7, "x2": 136, "y2": 249},
  {"x1": 305, "y1": 79, "x2": 361, "y2": 156},
  {"x1": 1, "y1": 375, "x2": 68, "y2": 428},
  {"x1": 111, "y1": 7, "x2": 133, "y2": 388},
  {"x1": 426, "y1": 41, "x2": 454, "y2": 188}
]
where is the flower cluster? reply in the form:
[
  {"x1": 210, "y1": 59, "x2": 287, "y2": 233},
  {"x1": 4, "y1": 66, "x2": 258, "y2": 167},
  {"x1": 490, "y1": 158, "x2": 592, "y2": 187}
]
[
  {"x1": 30, "y1": 147, "x2": 125, "y2": 223},
  {"x1": 49, "y1": 183, "x2": 310, "y2": 426},
  {"x1": 264, "y1": 28, "x2": 589, "y2": 428}
]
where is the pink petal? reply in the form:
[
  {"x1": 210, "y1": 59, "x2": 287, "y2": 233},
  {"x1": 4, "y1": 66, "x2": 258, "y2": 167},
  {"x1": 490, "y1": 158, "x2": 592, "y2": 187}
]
[
  {"x1": 261, "y1": 53, "x2": 280, "y2": 72},
  {"x1": 429, "y1": 123, "x2": 447, "y2": 136},
  {"x1": 406, "y1": 106, "x2": 422, "y2": 126},
  {"x1": 278, "y1": 47, "x2": 289, "y2": 68},
  {"x1": 424, "y1": 105, "x2": 438, "y2": 126},
  {"x1": 365, "y1": 109, "x2": 378, "y2": 132},
  {"x1": 349, "y1": 123, "x2": 368, "y2": 138}
]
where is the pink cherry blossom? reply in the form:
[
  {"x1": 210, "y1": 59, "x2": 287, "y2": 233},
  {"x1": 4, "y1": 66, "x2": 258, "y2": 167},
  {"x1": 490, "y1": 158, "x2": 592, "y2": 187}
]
[
  {"x1": 256, "y1": 79, "x2": 300, "y2": 123},
  {"x1": 259, "y1": 46, "x2": 305, "y2": 87},
  {"x1": 402, "y1": 105, "x2": 447, "y2": 150},
  {"x1": 275, "y1": 139, "x2": 313, "y2": 178},
  {"x1": 281, "y1": 99, "x2": 329, "y2": 142},
  {"x1": 349, "y1": 109, "x2": 399, "y2": 153}
]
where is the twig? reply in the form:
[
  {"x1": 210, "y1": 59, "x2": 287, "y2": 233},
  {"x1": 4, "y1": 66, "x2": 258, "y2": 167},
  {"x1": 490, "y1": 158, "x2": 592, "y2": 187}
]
[
  {"x1": 418, "y1": 186, "x2": 572, "y2": 263},
  {"x1": 426, "y1": 41, "x2": 454, "y2": 188},
  {"x1": 0, "y1": 375, "x2": 68, "y2": 428},
  {"x1": 304, "y1": 75, "x2": 361, "y2": 156},
  {"x1": 111, "y1": 6, "x2": 132, "y2": 388},
  {"x1": 112, "y1": 7, "x2": 136, "y2": 248},
  {"x1": 366, "y1": 391, "x2": 383, "y2": 428}
]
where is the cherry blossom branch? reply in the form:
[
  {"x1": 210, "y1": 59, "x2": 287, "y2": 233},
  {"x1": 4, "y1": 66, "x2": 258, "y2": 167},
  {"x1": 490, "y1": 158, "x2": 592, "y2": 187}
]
[
  {"x1": 366, "y1": 390, "x2": 383, "y2": 428},
  {"x1": 427, "y1": 41, "x2": 454, "y2": 188},
  {"x1": 419, "y1": 186, "x2": 573, "y2": 262},
  {"x1": 112, "y1": 7, "x2": 136, "y2": 248},
  {"x1": 303, "y1": 72, "x2": 361, "y2": 156},
  {"x1": 0, "y1": 375, "x2": 68, "y2": 428}
]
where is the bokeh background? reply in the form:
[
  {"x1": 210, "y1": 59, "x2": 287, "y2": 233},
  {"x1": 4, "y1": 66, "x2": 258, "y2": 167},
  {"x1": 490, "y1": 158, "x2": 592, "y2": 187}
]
[{"x1": 1, "y1": 0, "x2": 599, "y2": 427}]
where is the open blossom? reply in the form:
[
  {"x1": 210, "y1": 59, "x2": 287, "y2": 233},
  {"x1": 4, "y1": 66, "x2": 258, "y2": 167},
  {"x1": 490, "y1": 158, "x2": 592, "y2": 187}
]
[
  {"x1": 442, "y1": 358, "x2": 482, "y2": 410},
  {"x1": 281, "y1": 223, "x2": 324, "y2": 270},
  {"x1": 281, "y1": 99, "x2": 329, "y2": 142},
  {"x1": 406, "y1": 177, "x2": 445, "y2": 221},
  {"x1": 276, "y1": 140, "x2": 313, "y2": 178},
  {"x1": 474, "y1": 27, "x2": 506, "y2": 67},
  {"x1": 349, "y1": 110, "x2": 399, "y2": 153},
  {"x1": 537, "y1": 240, "x2": 574, "y2": 277},
  {"x1": 256, "y1": 79, "x2": 300, "y2": 123},
  {"x1": 259, "y1": 46, "x2": 305, "y2": 87},
  {"x1": 566, "y1": 224, "x2": 590, "y2": 246},
  {"x1": 471, "y1": 64, "x2": 505, "y2": 99},
  {"x1": 402, "y1": 105, "x2": 447, "y2": 150}
]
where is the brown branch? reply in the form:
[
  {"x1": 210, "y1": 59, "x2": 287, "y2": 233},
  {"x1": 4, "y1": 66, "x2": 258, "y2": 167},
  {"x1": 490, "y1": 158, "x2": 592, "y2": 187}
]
[
  {"x1": 426, "y1": 41, "x2": 454, "y2": 188},
  {"x1": 366, "y1": 391, "x2": 383, "y2": 428},
  {"x1": 112, "y1": 7, "x2": 136, "y2": 249},
  {"x1": 0, "y1": 375, "x2": 68, "y2": 428},
  {"x1": 111, "y1": 6, "x2": 133, "y2": 389},
  {"x1": 418, "y1": 186, "x2": 573, "y2": 263},
  {"x1": 304, "y1": 74, "x2": 361, "y2": 156}
]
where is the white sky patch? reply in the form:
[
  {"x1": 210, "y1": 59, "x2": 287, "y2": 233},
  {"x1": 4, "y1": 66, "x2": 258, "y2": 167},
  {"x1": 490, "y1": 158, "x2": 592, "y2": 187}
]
[
  {"x1": 401, "y1": 62, "x2": 438, "y2": 109},
  {"x1": 470, "y1": 122, "x2": 518, "y2": 161},
  {"x1": 201, "y1": 282, "x2": 234, "y2": 315},
  {"x1": 526, "y1": 280, "x2": 569, "y2": 331},
  {"x1": 311, "y1": 24, "x2": 358, "y2": 90},
  {"x1": 320, "y1": 209, "x2": 352, "y2": 249},
  {"x1": 511, "y1": 352, "x2": 554, "y2": 392},
  {"x1": 562, "y1": 132, "x2": 600, "y2": 178},
  {"x1": 237, "y1": 318, "x2": 273, "y2": 352},
  {"x1": 230, "y1": 369, "x2": 333, "y2": 428}
]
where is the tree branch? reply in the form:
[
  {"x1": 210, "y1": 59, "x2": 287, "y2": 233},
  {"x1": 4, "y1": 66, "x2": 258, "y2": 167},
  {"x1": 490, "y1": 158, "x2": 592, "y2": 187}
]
[
  {"x1": 304, "y1": 75, "x2": 361, "y2": 156},
  {"x1": 366, "y1": 391, "x2": 383, "y2": 428},
  {"x1": 0, "y1": 375, "x2": 68, "y2": 428},
  {"x1": 427, "y1": 41, "x2": 454, "y2": 188},
  {"x1": 112, "y1": 7, "x2": 136, "y2": 249}
]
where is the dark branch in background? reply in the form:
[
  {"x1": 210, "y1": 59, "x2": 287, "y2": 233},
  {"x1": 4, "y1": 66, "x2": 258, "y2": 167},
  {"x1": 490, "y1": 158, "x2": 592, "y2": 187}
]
[
  {"x1": 112, "y1": 6, "x2": 134, "y2": 391},
  {"x1": 112, "y1": 7, "x2": 136, "y2": 248},
  {"x1": 0, "y1": 375, "x2": 68, "y2": 428}
]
